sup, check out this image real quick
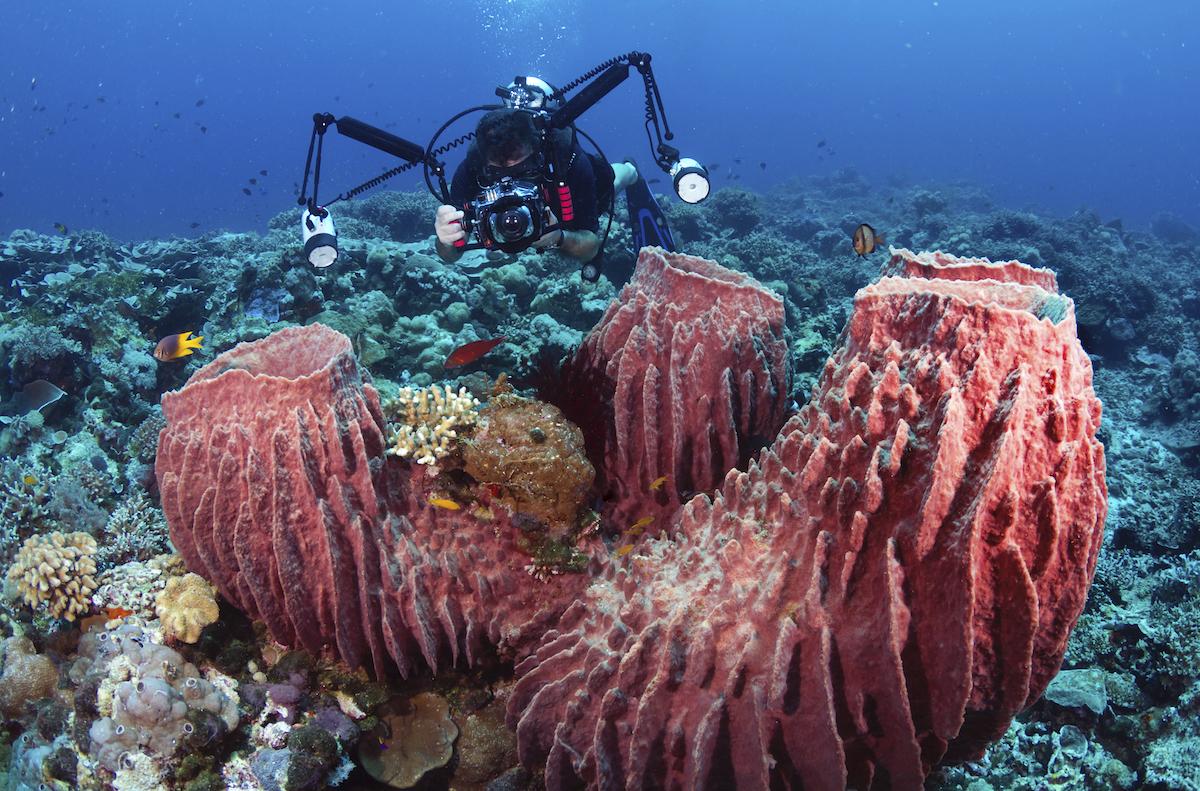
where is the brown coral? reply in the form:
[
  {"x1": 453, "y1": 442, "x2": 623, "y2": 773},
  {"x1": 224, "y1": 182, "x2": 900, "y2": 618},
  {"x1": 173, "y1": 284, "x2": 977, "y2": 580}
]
[
  {"x1": 0, "y1": 635, "x2": 59, "y2": 718},
  {"x1": 155, "y1": 571, "x2": 220, "y2": 643},
  {"x1": 463, "y1": 393, "x2": 595, "y2": 536},
  {"x1": 358, "y1": 692, "x2": 458, "y2": 788}
]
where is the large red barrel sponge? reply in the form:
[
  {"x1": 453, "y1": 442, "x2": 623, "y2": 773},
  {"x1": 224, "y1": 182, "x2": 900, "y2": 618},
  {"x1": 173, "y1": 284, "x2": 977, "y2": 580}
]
[
  {"x1": 508, "y1": 249, "x2": 1107, "y2": 790},
  {"x1": 556, "y1": 248, "x2": 789, "y2": 529},
  {"x1": 156, "y1": 324, "x2": 591, "y2": 679}
]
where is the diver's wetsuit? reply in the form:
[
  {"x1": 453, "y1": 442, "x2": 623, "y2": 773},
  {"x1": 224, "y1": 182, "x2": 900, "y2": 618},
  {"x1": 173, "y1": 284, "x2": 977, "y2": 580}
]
[{"x1": 448, "y1": 135, "x2": 615, "y2": 234}]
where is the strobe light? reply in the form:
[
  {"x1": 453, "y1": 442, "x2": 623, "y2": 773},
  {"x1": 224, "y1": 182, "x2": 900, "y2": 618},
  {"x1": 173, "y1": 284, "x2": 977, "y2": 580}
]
[
  {"x1": 302, "y1": 206, "x2": 338, "y2": 268},
  {"x1": 670, "y1": 157, "x2": 710, "y2": 204}
]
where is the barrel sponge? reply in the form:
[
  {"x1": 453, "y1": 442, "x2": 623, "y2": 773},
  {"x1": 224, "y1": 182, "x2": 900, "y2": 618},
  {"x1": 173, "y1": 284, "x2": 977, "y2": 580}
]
[
  {"x1": 86, "y1": 622, "x2": 239, "y2": 772},
  {"x1": 155, "y1": 572, "x2": 219, "y2": 643},
  {"x1": 0, "y1": 635, "x2": 59, "y2": 718},
  {"x1": 6, "y1": 531, "x2": 98, "y2": 621}
]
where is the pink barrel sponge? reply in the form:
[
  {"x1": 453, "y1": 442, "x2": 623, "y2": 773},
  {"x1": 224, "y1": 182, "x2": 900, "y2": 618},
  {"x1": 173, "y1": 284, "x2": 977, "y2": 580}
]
[
  {"x1": 507, "y1": 248, "x2": 1107, "y2": 789},
  {"x1": 156, "y1": 324, "x2": 590, "y2": 678},
  {"x1": 555, "y1": 248, "x2": 790, "y2": 531}
]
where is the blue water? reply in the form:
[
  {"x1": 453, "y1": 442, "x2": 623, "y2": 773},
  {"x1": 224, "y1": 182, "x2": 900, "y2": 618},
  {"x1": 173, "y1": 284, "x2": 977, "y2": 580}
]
[{"x1": 2, "y1": 0, "x2": 1197, "y2": 241}]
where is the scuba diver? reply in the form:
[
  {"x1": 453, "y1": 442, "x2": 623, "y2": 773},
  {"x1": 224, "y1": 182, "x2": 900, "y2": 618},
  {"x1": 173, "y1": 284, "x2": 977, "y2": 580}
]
[
  {"x1": 433, "y1": 88, "x2": 641, "y2": 266},
  {"x1": 436, "y1": 77, "x2": 648, "y2": 268},
  {"x1": 297, "y1": 52, "x2": 711, "y2": 283}
]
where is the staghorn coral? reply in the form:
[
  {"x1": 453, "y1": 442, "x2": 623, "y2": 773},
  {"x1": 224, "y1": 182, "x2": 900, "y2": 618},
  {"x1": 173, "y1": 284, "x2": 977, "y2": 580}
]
[
  {"x1": 0, "y1": 459, "x2": 54, "y2": 567},
  {"x1": 7, "y1": 531, "x2": 99, "y2": 621},
  {"x1": 156, "y1": 572, "x2": 220, "y2": 643},
  {"x1": 385, "y1": 383, "x2": 480, "y2": 465},
  {"x1": 127, "y1": 407, "x2": 167, "y2": 465}
]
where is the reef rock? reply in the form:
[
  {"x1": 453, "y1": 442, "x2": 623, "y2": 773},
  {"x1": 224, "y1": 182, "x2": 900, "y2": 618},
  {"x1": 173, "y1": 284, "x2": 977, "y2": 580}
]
[
  {"x1": 507, "y1": 248, "x2": 1107, "y2": 789},
  {"x1": 556, "y1": 248, "x2": 789, "y2": 531},
  {"x1": 156, "y1": 324, "x2": 591, "y2": 678}
]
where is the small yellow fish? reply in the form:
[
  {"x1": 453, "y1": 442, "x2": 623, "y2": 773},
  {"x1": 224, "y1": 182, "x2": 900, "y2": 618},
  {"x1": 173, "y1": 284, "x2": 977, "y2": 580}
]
[
  {"x1": 154, "y1": 330, "x2": 204, "y2": 362},
  {"x1": 649, "y1": 475, "x2": 668, "y2": 491},
  {"x1": 629, "y1": 515, "x2": 654, "y2": 532},
  {"x1": 428, "y1": 497, "x2": 460, "y2": 511},
  {"x1": 616, "y1": 544, "x2": 634, "y2": 557},
  {"x1": 22, "y1": 474, "x2": 37, "y2": 486}
]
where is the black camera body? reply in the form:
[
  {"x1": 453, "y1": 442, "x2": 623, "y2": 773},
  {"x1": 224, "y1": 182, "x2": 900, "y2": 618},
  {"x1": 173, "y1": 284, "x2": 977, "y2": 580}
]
[{"x1": 461, "y1": 178, "x2": 554, "y2": 254}]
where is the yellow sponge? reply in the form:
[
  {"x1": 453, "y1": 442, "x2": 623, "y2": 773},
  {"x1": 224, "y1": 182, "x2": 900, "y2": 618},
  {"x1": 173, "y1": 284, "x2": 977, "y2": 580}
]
[{"x1": 155, "y1": 572, "x2": 219, "y2": 643}]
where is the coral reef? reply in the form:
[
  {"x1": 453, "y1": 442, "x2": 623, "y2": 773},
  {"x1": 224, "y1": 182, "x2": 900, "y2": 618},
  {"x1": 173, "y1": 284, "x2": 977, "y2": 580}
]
[
  {"x1": 509, "y1": 248, "x2": 1106, "y2": 788},
  {"x1": 76, "y1": 620, "x2": 240, "y2": 777},
  {"x1": 384, "y1": 383, "x2": 480, "y2": 465},
  {"x1": 358, "y1": 692, "x2": 458, "y2": 788},
  {"x1": 155, "y1": 249, "x2": 1104, "y2": 789},
  {"x1": 95, "y1": 491, "x2": 171, "y2": 568},
  {"x1": 462, "y1": 392, "x2": 595, "y2": 536},
  {"x1": 0, "y1": 635, "x2": 60, "y2": 719},
  {"x1": 155, "y1": 572, "x2": 220, "y2": 644},
  {"x1": 7, "y1": 531, "x2": 99, "y2": 621}
]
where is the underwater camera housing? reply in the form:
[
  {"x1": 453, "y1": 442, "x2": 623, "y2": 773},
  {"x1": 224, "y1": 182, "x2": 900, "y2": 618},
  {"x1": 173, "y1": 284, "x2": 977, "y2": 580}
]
[{"x1": 461, "y1": 178, "x2": 552, "y2": 255}]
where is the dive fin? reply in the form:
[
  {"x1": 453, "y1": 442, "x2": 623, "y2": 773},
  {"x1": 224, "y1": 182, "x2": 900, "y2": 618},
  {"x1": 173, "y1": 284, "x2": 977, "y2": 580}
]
[{"x1": 625, "y1": 164, "x2": 676, "y2": 253}]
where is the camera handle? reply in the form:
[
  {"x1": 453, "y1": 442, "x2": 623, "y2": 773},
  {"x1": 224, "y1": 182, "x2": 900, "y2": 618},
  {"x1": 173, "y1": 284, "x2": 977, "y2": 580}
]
[{"x1": 297, "y1": 114, "x2": 452, "y2": 210}]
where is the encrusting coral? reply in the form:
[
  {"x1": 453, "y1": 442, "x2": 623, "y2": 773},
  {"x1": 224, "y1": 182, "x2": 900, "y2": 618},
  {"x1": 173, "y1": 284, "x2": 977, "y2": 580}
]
[
  {"x1": 7, "y1": 530, "x2": 99, "y2": 621},
  {"x1": 358, "y1": 692, "x2": 458, "y2": 788},
  {"x1": 155, "y1": 571, "x2": 220, "y2": 643},
  {"x1": 385, "y1": 383, "x2": 480, "y2": 465},
  {"x1": 463, "y1": 391, "x2": 595, "y2": 536},
  {"x1": 0, "y1": 634, "x2": 59, "y2": 719}
]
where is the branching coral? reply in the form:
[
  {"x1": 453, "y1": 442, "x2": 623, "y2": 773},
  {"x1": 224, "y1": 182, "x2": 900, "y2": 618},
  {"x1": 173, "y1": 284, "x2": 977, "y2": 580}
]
[
  {"x1": 96, "y1": 491, "x2": 171, "y2": 568},
  {"x1": 384, "y1": 384, "x2": 480, "y2": 465},
  {"x1": 7, "y1": 531, "x2": 99, "y2": 621}
]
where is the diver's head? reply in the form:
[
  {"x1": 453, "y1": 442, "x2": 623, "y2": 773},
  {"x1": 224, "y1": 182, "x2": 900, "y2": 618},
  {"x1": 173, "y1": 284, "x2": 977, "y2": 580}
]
[{"x1": 478, "y1": 109, "x2": 543, "y2": 178}]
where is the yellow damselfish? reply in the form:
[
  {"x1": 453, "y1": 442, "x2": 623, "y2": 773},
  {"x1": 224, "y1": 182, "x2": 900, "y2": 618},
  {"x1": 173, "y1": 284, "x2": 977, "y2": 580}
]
[
  {"x1": 616, "y1": 544, "x2": 634, "y2": 557},
  {"x1": 649, "y1": 475, "x2": 668, "y2": 491},
  {"x1": 428, "y1": 497, "x2": 461, "y2": 511}
]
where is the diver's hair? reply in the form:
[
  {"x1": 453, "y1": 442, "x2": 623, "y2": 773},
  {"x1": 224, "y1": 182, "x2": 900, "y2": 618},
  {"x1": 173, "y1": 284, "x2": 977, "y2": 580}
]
[{"x1": 477, "y1": 110, "x2": 539, "y2": 165}]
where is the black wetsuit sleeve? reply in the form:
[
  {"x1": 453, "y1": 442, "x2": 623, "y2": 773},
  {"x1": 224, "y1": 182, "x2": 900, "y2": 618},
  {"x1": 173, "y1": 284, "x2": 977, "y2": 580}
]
[
  {"x1": 563, "y1": 148, "x2": 600, "y2": 233},
  {"x1": 449, "y1": 161, "x2": 476, "y2": 208}
]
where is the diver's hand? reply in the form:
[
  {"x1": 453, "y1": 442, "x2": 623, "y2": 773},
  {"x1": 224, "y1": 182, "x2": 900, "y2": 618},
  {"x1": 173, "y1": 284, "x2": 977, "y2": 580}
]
[
  {"x1": 531, "y1": 227, "x2": 566, "y2": 250},
  {"x1": 435, "y1": 205, "x2": 466, "y2": 246}
]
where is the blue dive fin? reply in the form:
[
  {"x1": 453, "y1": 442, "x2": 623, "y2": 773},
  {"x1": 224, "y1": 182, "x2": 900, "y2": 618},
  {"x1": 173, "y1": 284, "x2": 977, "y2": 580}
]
[{"x1": 626, "y1": 173, "x2": 676, "y2": 253}]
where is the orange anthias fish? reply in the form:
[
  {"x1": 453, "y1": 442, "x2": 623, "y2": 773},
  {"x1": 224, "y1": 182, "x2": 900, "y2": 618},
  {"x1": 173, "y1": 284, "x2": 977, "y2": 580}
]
[
  {"x1": 649, "y1": 475, "x2": 668, "y2": 491},
  {"x1": 154, "y1": 330, "x2": 203, "y2": 362},
  {"x1": 444, "y1": 337, "x2": 505, "y2": 368},
  {"x1": 627, "y1": 516, "x2": 655, "y2": 536},
  {"x1": 105, "y1": 606, "x2": 134, "y2": 620},
  {"x1": 428, "y1": 497, "x2": 461, "y2": 511}
]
